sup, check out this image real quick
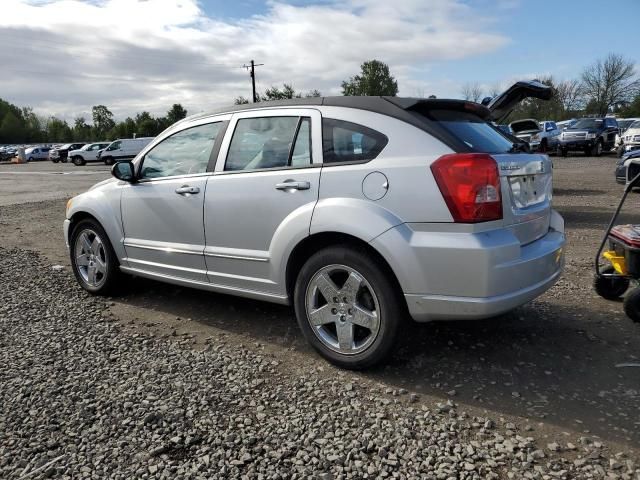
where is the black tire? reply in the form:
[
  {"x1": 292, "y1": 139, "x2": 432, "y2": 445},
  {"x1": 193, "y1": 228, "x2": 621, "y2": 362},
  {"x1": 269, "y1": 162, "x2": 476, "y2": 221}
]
[
  {"x1": 623, "y1": 287, "x2": 640, "y2": 323},
  {"x1": 589, "y1": 140, "x2": 603, "y2": 157},
  {"x1": 560, "y1": 147, "x2": 567, "y2": 157},
  {"x1": 69, "y1": 218, "x2": 121, "y2": 295},
  {"x1": 51, "y1": 159, "x2": 59, "y2": 163},
  {"x1": 618, "y1": 146, "x2": 625, "y2": 158},
  {"x1": 28, "y1": 156, "x2": 34, "y2": 162},
  {"x1": 72, "y1": 156, "x2": 85, "y2": 166},
  {"x1": 103, "y1": 156, "x2": 114, "y2": 166},
  {"x1": 539, "y1": 139, "x2": 547, "y2": 153},
  {"x1": 594, "y1": 267, "x2": 629, "y2": 300},
  {"x1": 293, "y1": 245, "x2": 404, "y2": 369}
]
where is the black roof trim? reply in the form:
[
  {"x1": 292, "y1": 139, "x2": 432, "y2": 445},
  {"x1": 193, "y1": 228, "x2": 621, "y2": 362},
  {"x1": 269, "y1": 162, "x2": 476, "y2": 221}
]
[{"x1": 181, "y1": 96, "x2": 485, "y2": 153}]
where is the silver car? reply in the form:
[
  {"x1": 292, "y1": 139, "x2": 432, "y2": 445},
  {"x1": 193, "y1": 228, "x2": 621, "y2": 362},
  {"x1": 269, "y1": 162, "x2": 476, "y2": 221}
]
[{"x1": 64, "y1": 81, "x2": 565, "y2": 369}]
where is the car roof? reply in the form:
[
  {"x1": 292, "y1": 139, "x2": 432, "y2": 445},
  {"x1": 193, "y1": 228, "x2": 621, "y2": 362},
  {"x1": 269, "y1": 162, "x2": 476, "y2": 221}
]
[{"x1": 182, "y1": 96, "x2": 491, "y2": 123}]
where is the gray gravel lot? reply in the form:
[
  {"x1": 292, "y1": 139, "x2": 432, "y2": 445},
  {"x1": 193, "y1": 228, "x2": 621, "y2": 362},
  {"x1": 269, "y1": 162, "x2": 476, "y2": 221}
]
[
  {"x1": 1, "y1": 156, "x2": 640, "y2": 478},
  {"x1": 1, "y1": 247, "x2": 638, "y2": 479}
]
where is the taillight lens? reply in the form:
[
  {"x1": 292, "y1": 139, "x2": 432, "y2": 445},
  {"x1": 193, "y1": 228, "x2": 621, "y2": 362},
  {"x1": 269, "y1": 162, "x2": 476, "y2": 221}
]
[{"x1": 430, "y1": 153, "x2": 502, "y2": 223}]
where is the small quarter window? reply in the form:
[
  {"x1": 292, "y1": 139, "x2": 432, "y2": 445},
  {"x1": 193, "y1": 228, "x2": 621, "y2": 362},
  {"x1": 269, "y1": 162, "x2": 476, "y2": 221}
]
[
  {"x1": 140, "y1": 122, "x2": 222, "y2": 179},
  {"x1": 322, "y1": 118, "x2": 388, "y2": 164}
]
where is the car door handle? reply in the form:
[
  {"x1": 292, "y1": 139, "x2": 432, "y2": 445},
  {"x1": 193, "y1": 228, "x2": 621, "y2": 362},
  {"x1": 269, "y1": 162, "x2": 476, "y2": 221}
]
[
  {"x1": 175, "y1": 185, "x2": 200, "y2": 195},
  {"x1": 275, "y1": 181, "x2": 311, "y2": 191}
]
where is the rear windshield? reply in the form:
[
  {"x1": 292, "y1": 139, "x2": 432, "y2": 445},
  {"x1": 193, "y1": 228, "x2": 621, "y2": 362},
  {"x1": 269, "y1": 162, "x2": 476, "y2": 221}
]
[{"x1": 422, "y1": 110, "x2": 515, "y2": 154}]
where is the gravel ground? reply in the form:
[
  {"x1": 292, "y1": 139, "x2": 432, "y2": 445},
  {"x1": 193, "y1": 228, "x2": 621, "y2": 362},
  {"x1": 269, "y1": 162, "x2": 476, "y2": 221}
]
[{"x1": 1, "y1": 248, "x2": 639, "y2": 479}]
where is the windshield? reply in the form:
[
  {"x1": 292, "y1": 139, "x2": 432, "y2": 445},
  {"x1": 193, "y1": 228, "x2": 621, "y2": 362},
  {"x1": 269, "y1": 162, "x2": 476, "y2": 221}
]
[
  {"x1": 572, "y1": 119, "x2": 602, "y2": 130},
  {"x1": 421, "y1": 110, "x2": 516, "y2": 153},
  {"x1": 628, "y1": 121, "x2": 640, "y2": 130}
]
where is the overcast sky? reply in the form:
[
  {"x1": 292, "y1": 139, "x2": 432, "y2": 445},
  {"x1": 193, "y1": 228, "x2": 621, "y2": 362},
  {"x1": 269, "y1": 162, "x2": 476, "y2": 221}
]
[{"x1": 1, "y1": 0, "x2": 638, "y2": 122}]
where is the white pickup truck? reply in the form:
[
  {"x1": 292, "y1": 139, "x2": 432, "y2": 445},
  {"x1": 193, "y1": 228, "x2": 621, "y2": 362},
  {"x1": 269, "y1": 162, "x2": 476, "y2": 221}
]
[{"x1": 69, "y1": 142, "x2": 111, "y2": 166}]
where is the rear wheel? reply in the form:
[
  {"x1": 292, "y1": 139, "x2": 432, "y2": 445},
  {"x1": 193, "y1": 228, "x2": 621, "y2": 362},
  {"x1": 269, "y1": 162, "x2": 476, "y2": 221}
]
[
  {"x1": 594, "y1": 267, "x2": 629, "y2": 300},
  {"x1": 623, "y1": 287, "x2": 640, "y2": 323},
  {"x1": 72, "y1": 156, "x2": 85, "y2": 166},
  {"x1": 103, "y1": 156, "x2": 114, "y2": 165},
  {"x1": 70, "y1": 219, "x2": 121, "y2": 295},
  {"x1": 293, "y1": 246, "x2": 404, "y2": 369}
]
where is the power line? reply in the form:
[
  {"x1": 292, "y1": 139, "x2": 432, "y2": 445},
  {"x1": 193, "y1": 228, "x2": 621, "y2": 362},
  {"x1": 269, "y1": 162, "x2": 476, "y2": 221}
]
[{"x1": 242, "y1": 60, "x2": 264, "y2": 103}]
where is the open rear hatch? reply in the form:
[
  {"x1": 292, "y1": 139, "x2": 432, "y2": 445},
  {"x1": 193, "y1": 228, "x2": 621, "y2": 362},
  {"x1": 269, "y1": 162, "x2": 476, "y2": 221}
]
[{"x1": 483, "y1": 80, "x2": 553, "y2": 124}]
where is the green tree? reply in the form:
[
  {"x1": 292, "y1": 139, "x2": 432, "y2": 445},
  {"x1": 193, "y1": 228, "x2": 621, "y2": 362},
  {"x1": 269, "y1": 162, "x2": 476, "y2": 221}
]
[
  {"x1": 165, "y1": 103, "x2": 188, "y2": 125},
  {"x1": 92, "y1": 105, "x2": 115, "y2": 138},
  {"x1": 135, "y1": 111, "x2": 160, "y2": 137},
  {"x1": 72, "y1": 117, "x2": 93, "y2": 142},
  {"x1": 341, "y1": 60, "x2": 398, "y2": 96},
  {"x1": 234, "y1": 96, "x2": 250, "y2": 105},
  {"x1": 0, "y1": 111, "x2": 24, "y2": 143},
  {"x1": 581, "y1": 53, "x2": 639, "y2": 116}
]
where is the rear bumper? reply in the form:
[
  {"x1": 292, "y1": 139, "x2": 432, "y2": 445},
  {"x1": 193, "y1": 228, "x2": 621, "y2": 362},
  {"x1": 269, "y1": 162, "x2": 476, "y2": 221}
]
[{"x1": 371, "y1": 211, "x2": 565, "y2": 322}]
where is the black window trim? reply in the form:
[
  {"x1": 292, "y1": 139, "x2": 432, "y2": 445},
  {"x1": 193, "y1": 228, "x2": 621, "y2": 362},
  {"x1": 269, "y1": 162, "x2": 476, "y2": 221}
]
[
  {"x1": 135, "y1": 120, "x2": 229, "y2": 182},
  {"x1": 221, "y1": 115, "x2": 316, "y2": 174},
  {"x1": 321, "y1": 117, "x2": 389, "y2": 166}
]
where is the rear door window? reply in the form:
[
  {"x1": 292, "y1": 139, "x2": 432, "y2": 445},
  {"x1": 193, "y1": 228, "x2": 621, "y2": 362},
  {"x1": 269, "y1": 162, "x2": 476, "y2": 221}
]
[
  {"x1": 422, "y1": 109, "x2": 515, "y2": 153},
  {"x1": 225, "y1": 116, "x2": 311, "y2": 171}
]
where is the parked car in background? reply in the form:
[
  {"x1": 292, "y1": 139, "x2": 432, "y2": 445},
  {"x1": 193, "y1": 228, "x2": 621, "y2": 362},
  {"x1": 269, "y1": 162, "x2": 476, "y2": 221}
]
[
  {"x1": 68, "y1": 142, "x2": 111, "y2": 166},
  {"x1": 558, "y1": 117, "x2": 618, "y2": 156},
  {"x1": 50, "y1": 143, "x2": 87, "y2": 163},
  {"x1": 0, "y1": 146, "x2": 18, "y2": 161},
  {"x1": 25, "y1": 146, "x2": 52, "y2": 161},
  {"x1": 509, "y1": 119, "x2": 560, "y2": 153},
  {"x1": 496, "y1": 124, "x2": 513, "y2": 135},
  {"x1": 619, "y1": 120, "x2": 640, "y2": 157},
  {"x1": 65, "y1": 80, "x2": 564, "y2": 368},
  {"x1": 510, "y1": 119, "x2": 543, "y2": 151},
  {"x1": 98, "y1": 137, "x2": 154, "y2": 165},
  {"x1": 616, "y1": 148, "x2": 640, "y2": 185}
]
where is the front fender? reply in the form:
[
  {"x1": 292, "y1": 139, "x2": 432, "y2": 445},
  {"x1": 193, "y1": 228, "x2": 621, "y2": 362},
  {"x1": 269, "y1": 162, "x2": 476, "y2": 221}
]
[{"x1": 66, "y1": 187, "x2": 126, "y2": 264}]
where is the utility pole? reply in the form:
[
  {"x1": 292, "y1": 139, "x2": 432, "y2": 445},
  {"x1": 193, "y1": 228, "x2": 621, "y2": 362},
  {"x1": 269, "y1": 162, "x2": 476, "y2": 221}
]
[{"x1": 243, "y1": 60, "x2": 264, "y2": 103}]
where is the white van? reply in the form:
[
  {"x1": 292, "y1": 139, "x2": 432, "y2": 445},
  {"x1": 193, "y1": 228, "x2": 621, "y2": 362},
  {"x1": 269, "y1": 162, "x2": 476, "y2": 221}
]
[{"x1": 99, "y1": 138, "x2": 154, "y2": 165}]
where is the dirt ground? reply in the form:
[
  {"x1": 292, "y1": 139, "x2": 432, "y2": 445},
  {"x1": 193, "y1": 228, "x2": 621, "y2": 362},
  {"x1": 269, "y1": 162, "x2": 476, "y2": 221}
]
[{"x1": 1, "y1": 156, "x2": 639, "y2": 454}]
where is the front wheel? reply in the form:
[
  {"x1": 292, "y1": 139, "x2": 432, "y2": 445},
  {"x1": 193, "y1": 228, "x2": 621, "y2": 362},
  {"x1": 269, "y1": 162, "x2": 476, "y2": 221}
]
[
  {"x1": 103, "y1": 157, "x2": 114, "y2": 165},
  {"x1": 589, "y1": 140, "x2": 603, "y2": 157},
  {"x1": 72, "y1": 156, "x2": 85, "y2": 166},
  {"x1": 70, "y1": 219, "x2": 121, "y2": 295},
  {"x1": 594, "y1": 267, "x2": 629, "y2": 300},
  {"x1": 293, "y1": 246, "x2": 404, "y2": 369}
]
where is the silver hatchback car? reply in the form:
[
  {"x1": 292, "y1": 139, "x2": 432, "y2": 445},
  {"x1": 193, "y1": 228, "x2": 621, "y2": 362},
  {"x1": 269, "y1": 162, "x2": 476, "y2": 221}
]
[{"x1": 65, "y1": 81, "x2": 565, "y2": 368}]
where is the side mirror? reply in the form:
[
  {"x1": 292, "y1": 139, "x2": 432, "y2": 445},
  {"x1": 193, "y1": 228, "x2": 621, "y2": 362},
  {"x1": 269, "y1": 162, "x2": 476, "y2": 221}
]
[{"x1": 112, "y1": 160, "x2": 136, "y2": 182}]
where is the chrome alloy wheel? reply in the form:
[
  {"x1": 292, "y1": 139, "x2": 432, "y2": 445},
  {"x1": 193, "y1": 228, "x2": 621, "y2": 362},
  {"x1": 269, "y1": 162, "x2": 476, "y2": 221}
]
[
  {"x1": 305, "y1": 264, "x2": 380, "y2": 355},
  {"x1": 74, "y1": 229, "x2": 108, "y2": 288}
]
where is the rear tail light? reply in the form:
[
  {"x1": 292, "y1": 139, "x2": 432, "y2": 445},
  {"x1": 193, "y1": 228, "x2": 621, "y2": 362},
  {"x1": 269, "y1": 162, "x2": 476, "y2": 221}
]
[{"x1": 430, "y1": 153, "x2": 502, "y2": 223}]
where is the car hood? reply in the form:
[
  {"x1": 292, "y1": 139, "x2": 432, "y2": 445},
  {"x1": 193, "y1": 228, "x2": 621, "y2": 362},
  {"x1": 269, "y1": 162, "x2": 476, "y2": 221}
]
[
  {"x1": 89, "y1": 177, "x2": 118, "y2": 191},
  {"x1": 624, "y1": 127, "x2": 640, "y2": 136},
  {"x1": 564, "y1": 128, "x2": 598, "y2": 134},
  {"x1": 510, "y1": 119, "x2": 540, "y2": 134}
]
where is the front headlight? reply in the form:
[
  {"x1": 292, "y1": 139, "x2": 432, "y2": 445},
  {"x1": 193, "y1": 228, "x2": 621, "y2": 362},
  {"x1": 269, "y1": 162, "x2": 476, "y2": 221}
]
[{"x1": 586, "y1": 133, "x2": 596, "y2": 139}]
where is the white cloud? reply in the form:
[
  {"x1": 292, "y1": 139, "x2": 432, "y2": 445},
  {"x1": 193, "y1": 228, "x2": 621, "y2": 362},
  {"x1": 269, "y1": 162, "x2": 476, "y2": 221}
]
[{"x1": 0, "y1": 0, "x2": 509, "y2": 120}]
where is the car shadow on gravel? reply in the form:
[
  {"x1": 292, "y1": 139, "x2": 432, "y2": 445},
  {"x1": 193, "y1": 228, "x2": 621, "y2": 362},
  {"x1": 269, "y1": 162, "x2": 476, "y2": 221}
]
[
  {"x1": 115, "y1": 276, "x2": 640, "y2": 447},
  {"x1": 556, "y1": 206, "x2": 640, "y2": 229}
]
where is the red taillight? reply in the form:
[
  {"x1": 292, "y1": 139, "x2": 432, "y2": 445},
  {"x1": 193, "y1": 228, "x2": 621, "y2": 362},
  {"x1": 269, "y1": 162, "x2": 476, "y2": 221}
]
[{"x1": 430, "y1": 153, "x2": 502, "y2": 223}]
